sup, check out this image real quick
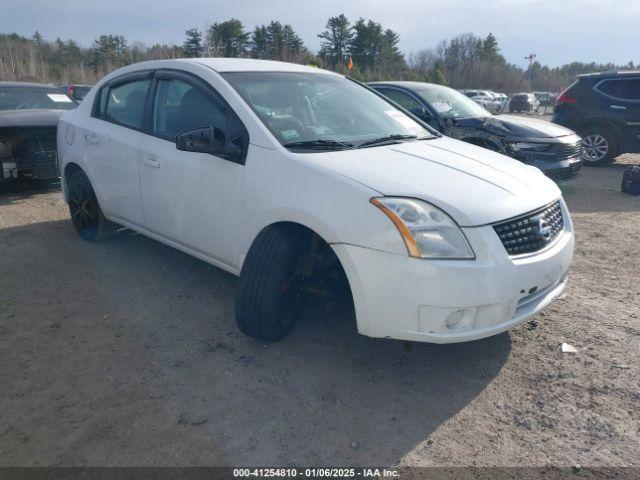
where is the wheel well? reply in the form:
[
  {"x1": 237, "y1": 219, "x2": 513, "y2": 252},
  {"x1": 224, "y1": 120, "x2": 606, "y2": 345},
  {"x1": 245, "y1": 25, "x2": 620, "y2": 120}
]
[
  {"x1": 250, "y1": 221, "x2": 354, "y2": 306},
  {"x1": 577, "y1": 121, "x2": 621, "y2": 148},
  {"x1": 63, "y1": 162, "x2": 83, "y2": 181}
]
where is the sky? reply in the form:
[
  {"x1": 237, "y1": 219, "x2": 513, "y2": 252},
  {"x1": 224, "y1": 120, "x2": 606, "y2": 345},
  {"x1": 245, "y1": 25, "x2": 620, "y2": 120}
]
[{"x1": 1, "y1": 0, "x2": 639, "y2": 68}]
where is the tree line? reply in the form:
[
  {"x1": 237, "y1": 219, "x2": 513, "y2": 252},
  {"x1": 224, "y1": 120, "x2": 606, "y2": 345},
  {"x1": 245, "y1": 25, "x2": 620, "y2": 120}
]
[{"x1": 0, "y1": 15, "x2": 637, "y2": 94}]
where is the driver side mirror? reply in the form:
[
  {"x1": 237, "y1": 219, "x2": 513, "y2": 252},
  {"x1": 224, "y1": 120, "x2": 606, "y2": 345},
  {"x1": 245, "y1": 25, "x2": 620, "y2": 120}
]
[
  {"x1": 176, "y1": 126, "x2": 224, "y2": 154},
  {"x1": 176, "y1": 126, "x2": 243, "y2": 162},
  {"x1": 409, "y1": 106, "x2": 441, "y2": 132}
]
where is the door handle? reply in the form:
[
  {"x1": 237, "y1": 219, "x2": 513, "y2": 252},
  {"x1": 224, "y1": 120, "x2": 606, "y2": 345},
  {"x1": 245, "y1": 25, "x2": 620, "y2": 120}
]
[
  {"x1": 84, "y1": 133, "x2": 99, "y2": 145},
  {"x1": 140, "y1": 153, "x2": 160, "y2": 168},
  {"x1": 610, "y1": 105, "x2": 627, "y2": 110}
]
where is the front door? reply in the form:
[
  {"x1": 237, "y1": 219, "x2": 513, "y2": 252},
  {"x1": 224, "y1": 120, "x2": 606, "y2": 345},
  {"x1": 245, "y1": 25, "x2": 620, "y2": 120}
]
[{"x1": 138, "y1": 71, "x2": 248, "y2": 269}]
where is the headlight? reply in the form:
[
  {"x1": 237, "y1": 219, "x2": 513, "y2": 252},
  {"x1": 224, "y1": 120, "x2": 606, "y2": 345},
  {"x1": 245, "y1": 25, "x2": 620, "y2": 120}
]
[
  {"x1": 507, "y1": 142, "x2": 547, "y2": 152},
  {"x1": 371, "y1": 197, "x2": 475, "y2": 259}
]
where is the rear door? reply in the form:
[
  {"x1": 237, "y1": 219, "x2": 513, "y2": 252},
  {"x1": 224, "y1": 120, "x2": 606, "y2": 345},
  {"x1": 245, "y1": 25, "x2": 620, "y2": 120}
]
[
  {"x1": 84, "y1": 71, "x2": 152, "y2": 226},
  {"x1": 595, "y1": 77, "x2": 640, "y2": 151},
  {"x1": 137, "y1": 69, "x2": 248, "y2": 269}
]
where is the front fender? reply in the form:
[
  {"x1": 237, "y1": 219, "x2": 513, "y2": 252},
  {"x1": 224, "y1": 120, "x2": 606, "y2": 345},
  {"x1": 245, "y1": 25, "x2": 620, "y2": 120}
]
[{"x1": 237, "y1": 149, "x2": 410, "y2": 270}]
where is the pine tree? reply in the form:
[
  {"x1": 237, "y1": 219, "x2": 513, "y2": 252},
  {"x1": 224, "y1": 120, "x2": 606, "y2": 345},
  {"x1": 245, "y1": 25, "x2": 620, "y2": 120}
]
[
  {"x1": 183, "y1": 28, "x2": 203, "y2": 58},
  {"x1": 318, "y1": 14, "x2": 353, "y2": 68},
  {"x1": 31, "y1": 31, "x2": 43, "y2": 48},
  {"x1": 250, "y1": 25, "x2": 269, "y2": 59},
  {"x1": 251, "y1": 22, "x2": 308, "y2": 62},
  {"x1": 206, "y1": 19, "x2": 249, "y2": 57},
  {"x1": 482, "y1": 33, "x2": 500, "y2": 61}
]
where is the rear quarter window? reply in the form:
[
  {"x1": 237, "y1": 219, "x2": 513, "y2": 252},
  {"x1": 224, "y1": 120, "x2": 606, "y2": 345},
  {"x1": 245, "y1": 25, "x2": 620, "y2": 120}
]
[
  {"x1": 595, "y1": 78, "x2": 640, "y2": 101},
  {"x1": 94, "y1": 78, "x2": 150, "y2": 129}
]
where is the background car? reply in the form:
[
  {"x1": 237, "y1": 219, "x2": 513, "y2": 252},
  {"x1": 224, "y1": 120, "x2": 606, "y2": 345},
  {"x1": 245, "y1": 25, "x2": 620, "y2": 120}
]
[
  {"x1": 552, "y1": 70, "x2": 640, "y2": 165},
  {"x1": 57, "y1": 83, "x2": 93, "y2": 102},
  {"x1": 509, "y1": 93, "x2": 540, "y2": 113},
  {"x1": 0, "y1": 82, "x2": 76, "y2": 183},
  {"x1": 493, "y1": 92, "x2": 509, "y2": 109},
  {"x1": 534, "y1": 91, "x2": 556, "y2": 107},
  {"x1": 462, "y1": 89, "x2": 502, "y2": 113},
  {"x1": 370, "y1": 81, "x2": 582, "y2": 179}
]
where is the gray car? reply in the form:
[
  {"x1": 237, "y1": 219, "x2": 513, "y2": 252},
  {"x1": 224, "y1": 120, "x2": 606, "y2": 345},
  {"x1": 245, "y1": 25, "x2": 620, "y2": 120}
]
[
  {"x1": 0, "y1": 82, "x2": 76, "y2": 183},
  {"x1": 370, "y1": 81, "x2": 582, "y2": 179}
]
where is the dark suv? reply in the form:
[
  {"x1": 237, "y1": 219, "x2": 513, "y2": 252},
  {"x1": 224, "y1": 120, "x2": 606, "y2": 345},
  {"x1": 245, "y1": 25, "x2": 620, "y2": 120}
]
[
  {"x1": 552, "y1": 71, "x2": 640, "y2": 165},
  {"x1": 509, "y1": 93, "x2": 539, "y2": 113}
]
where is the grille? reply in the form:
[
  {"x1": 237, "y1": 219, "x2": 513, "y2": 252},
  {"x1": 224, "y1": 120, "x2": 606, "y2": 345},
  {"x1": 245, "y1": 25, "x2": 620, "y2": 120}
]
[
  {"x1": 552, "y1": 140, "x2": 582, "y2": 161},
  {"x1": 493, "y1": 201, "x2": 564, "y2": 256}
]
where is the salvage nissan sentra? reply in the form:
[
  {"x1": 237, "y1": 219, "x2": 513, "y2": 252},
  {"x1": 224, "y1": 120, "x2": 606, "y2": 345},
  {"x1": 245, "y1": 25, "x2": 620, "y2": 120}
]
[{"x1": 57, "y1": 58, "x2": 574, "y2": 343}]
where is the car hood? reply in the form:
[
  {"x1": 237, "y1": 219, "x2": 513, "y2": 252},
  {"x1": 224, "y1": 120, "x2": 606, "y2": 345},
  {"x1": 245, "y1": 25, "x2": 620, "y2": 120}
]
[
  {"x1": 307, "y1": 136, "x2": 561, "y2": 226},
  {"x1": 460, "y1": 114, "x2": 575, "y2": 139},
  {"x1": 0, "y1": 109, "x2": 64, "y2": 128}
]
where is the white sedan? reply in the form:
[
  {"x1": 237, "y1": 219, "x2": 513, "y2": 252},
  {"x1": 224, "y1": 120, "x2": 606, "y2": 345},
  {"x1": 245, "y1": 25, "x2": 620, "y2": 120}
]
[{"x1": 57, "y1": 58, "x2": 574, "y2": 343}]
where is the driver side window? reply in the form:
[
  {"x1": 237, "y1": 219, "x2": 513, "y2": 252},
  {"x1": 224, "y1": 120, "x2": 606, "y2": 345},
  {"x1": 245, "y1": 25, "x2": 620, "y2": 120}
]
[
  {"x1": 380, "y1": 88, "x2": 423, "y2": 112},
  {"x1": 152, "y1": 78, "x2": 227, "y2": 140}
]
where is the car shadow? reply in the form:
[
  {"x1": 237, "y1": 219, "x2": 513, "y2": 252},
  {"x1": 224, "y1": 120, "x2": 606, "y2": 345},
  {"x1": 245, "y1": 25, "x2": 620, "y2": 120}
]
[
  {"x1": 0, "y1": 180, "x2": 60, "y2": 206},
  {"x1": 560, "y1": 161, "x2": 639, "y2": 214},
  {"x1": 0, "y1": 219, "x2": 511, "y2": 466}
]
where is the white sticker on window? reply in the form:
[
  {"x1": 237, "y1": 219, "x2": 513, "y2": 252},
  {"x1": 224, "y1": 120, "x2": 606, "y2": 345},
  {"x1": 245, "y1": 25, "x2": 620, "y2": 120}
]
[
  {"x1": 47, "y1": 93, "x2": 73, "y2": 103},
  {"x1": 280, "y1": 129, "x2": 300, "y2": 139},
  {"x1": 432, "y1": 102, "x2": 452, "y2": 113},
  {"x1": 2, "y1": 161, "x2": 18, "y2": 179}
]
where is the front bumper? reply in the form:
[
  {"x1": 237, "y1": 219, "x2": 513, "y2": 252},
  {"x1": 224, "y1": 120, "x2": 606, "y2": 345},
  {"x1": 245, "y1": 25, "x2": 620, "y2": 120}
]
[
  {"x1": 527, "y1": 155, "x2": 583, "y2": 180},
  {"x1": 332, "y1": 201, "x2": 574, "y2": 343},
  {"x1": 0, "y1": 157, "x2": 60, "y2": 182},
  {"x1": 0, "y1": 127, "x2": 60, "y2": 183},
  {"x1": 509, "y1": 135, "x2": 583, "y2": 180}
]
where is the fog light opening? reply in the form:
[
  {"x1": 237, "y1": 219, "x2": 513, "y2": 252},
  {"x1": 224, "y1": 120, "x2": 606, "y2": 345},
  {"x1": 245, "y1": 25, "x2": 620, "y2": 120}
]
[{"x1": 445, "y1": 309, "x2": 465, "y2": 329}]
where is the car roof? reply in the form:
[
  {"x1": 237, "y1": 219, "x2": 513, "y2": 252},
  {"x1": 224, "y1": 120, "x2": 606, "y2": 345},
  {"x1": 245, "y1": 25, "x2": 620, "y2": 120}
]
[
  {"x1": 0, "y1": 81, "x2": 59, "y2": 89},
  {"x1": 577, "y1": 70, "x2": 640, "y2": 79},
  {"x1": 179, "y1": 58, "x2": 336, "y2": 75},
  {"x1": 368, "y1": 81, "x2": 443, "y2": 89}
]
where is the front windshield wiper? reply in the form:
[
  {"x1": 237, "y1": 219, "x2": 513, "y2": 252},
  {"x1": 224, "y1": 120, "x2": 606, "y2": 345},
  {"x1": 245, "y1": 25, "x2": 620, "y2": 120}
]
[
  {"x1": 283, "y1": 139, "x2": 354, "y2": 150},
  {"x1": 357, "y1": 134, "x2": 419, "y2": 149}
]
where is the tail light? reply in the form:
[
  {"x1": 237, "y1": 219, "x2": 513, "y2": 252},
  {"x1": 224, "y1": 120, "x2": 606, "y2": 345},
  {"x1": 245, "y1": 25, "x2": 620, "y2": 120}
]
[{"x1": 556, "y1": 92, "x2": 577, "y2": 105}]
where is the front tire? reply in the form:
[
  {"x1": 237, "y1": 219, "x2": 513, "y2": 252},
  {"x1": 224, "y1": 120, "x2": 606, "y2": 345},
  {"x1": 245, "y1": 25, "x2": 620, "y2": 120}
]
[
  {"x1": 67, "y1": 169, "x2": 118, "y2": 241},
  {"x1": 235, "y1": 226, "x2": 305, "y2": 342},
  {"x1": 580, "y1": 125, "x2": 618, "y2": 166}
]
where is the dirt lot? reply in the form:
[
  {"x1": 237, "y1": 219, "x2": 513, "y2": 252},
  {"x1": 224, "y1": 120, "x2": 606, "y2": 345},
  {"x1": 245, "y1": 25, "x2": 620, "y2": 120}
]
[{"x1": 1, "y1": 154, "x2": 639, "y2": 467}]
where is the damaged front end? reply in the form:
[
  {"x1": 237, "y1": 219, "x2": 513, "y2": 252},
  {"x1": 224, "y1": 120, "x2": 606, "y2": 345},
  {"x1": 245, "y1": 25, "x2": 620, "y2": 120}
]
[
  {"x1": 0, "y1": 126, "x2": 59, "y2": 183},
  {"x1": 504, "y1": 139, "x2": 583, "y2": 179},
  {"x1": 446, "y1": 116, "x2": 583, "y2": 180}
]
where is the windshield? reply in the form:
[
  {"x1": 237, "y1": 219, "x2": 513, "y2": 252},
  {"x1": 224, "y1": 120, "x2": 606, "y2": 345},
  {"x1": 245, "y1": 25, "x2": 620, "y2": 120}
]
[
  {"x1": 411, "y1": 84, "x2": 490, "y2": 119},
  {"x1": 222, "y1": 72, "x2": 433, "y2": 150},
  {"x1": 0, "y1": 86, "x2": 76, "y2": 111}
]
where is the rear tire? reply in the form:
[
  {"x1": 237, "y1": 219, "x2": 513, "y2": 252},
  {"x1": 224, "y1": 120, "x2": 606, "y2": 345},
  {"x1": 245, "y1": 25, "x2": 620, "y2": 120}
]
[
  {"x1": 67, "y1": 169, "x2": 118, "y2": 241},
  {"x1": 235, "y1": 226, "x2": 305, "y2": 342},
  {"x1": 579, "y1": 124, "x2": 618, "y2": 166}
]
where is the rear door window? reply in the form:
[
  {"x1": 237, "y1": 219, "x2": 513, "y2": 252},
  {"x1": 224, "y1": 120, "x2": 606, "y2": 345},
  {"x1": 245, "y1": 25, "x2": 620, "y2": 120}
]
[
  {"x1": 618, "y1": 79, "x2": 640, "y2": 101},
  {"x1": 596, "y1": 78, "x2": 640, "y2": 102},
  {"x1": 102, "y1": 79, "x2": 151, "y2": 129},
  {"x1": 378, "y1": 88, "x2": 423, "y2": 112}
]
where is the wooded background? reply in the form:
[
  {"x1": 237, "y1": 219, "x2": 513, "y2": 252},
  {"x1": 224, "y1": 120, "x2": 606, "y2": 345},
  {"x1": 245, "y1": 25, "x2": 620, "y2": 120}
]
[{"x1": 1, "y1": 14, "x2": 636, "y2": 93}]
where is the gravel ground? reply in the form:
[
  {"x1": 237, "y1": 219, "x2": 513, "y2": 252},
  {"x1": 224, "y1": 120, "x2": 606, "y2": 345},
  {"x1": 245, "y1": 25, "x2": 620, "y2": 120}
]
[{"x1": 0, "y1": 154, "x2": 639, "y2": 467}]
